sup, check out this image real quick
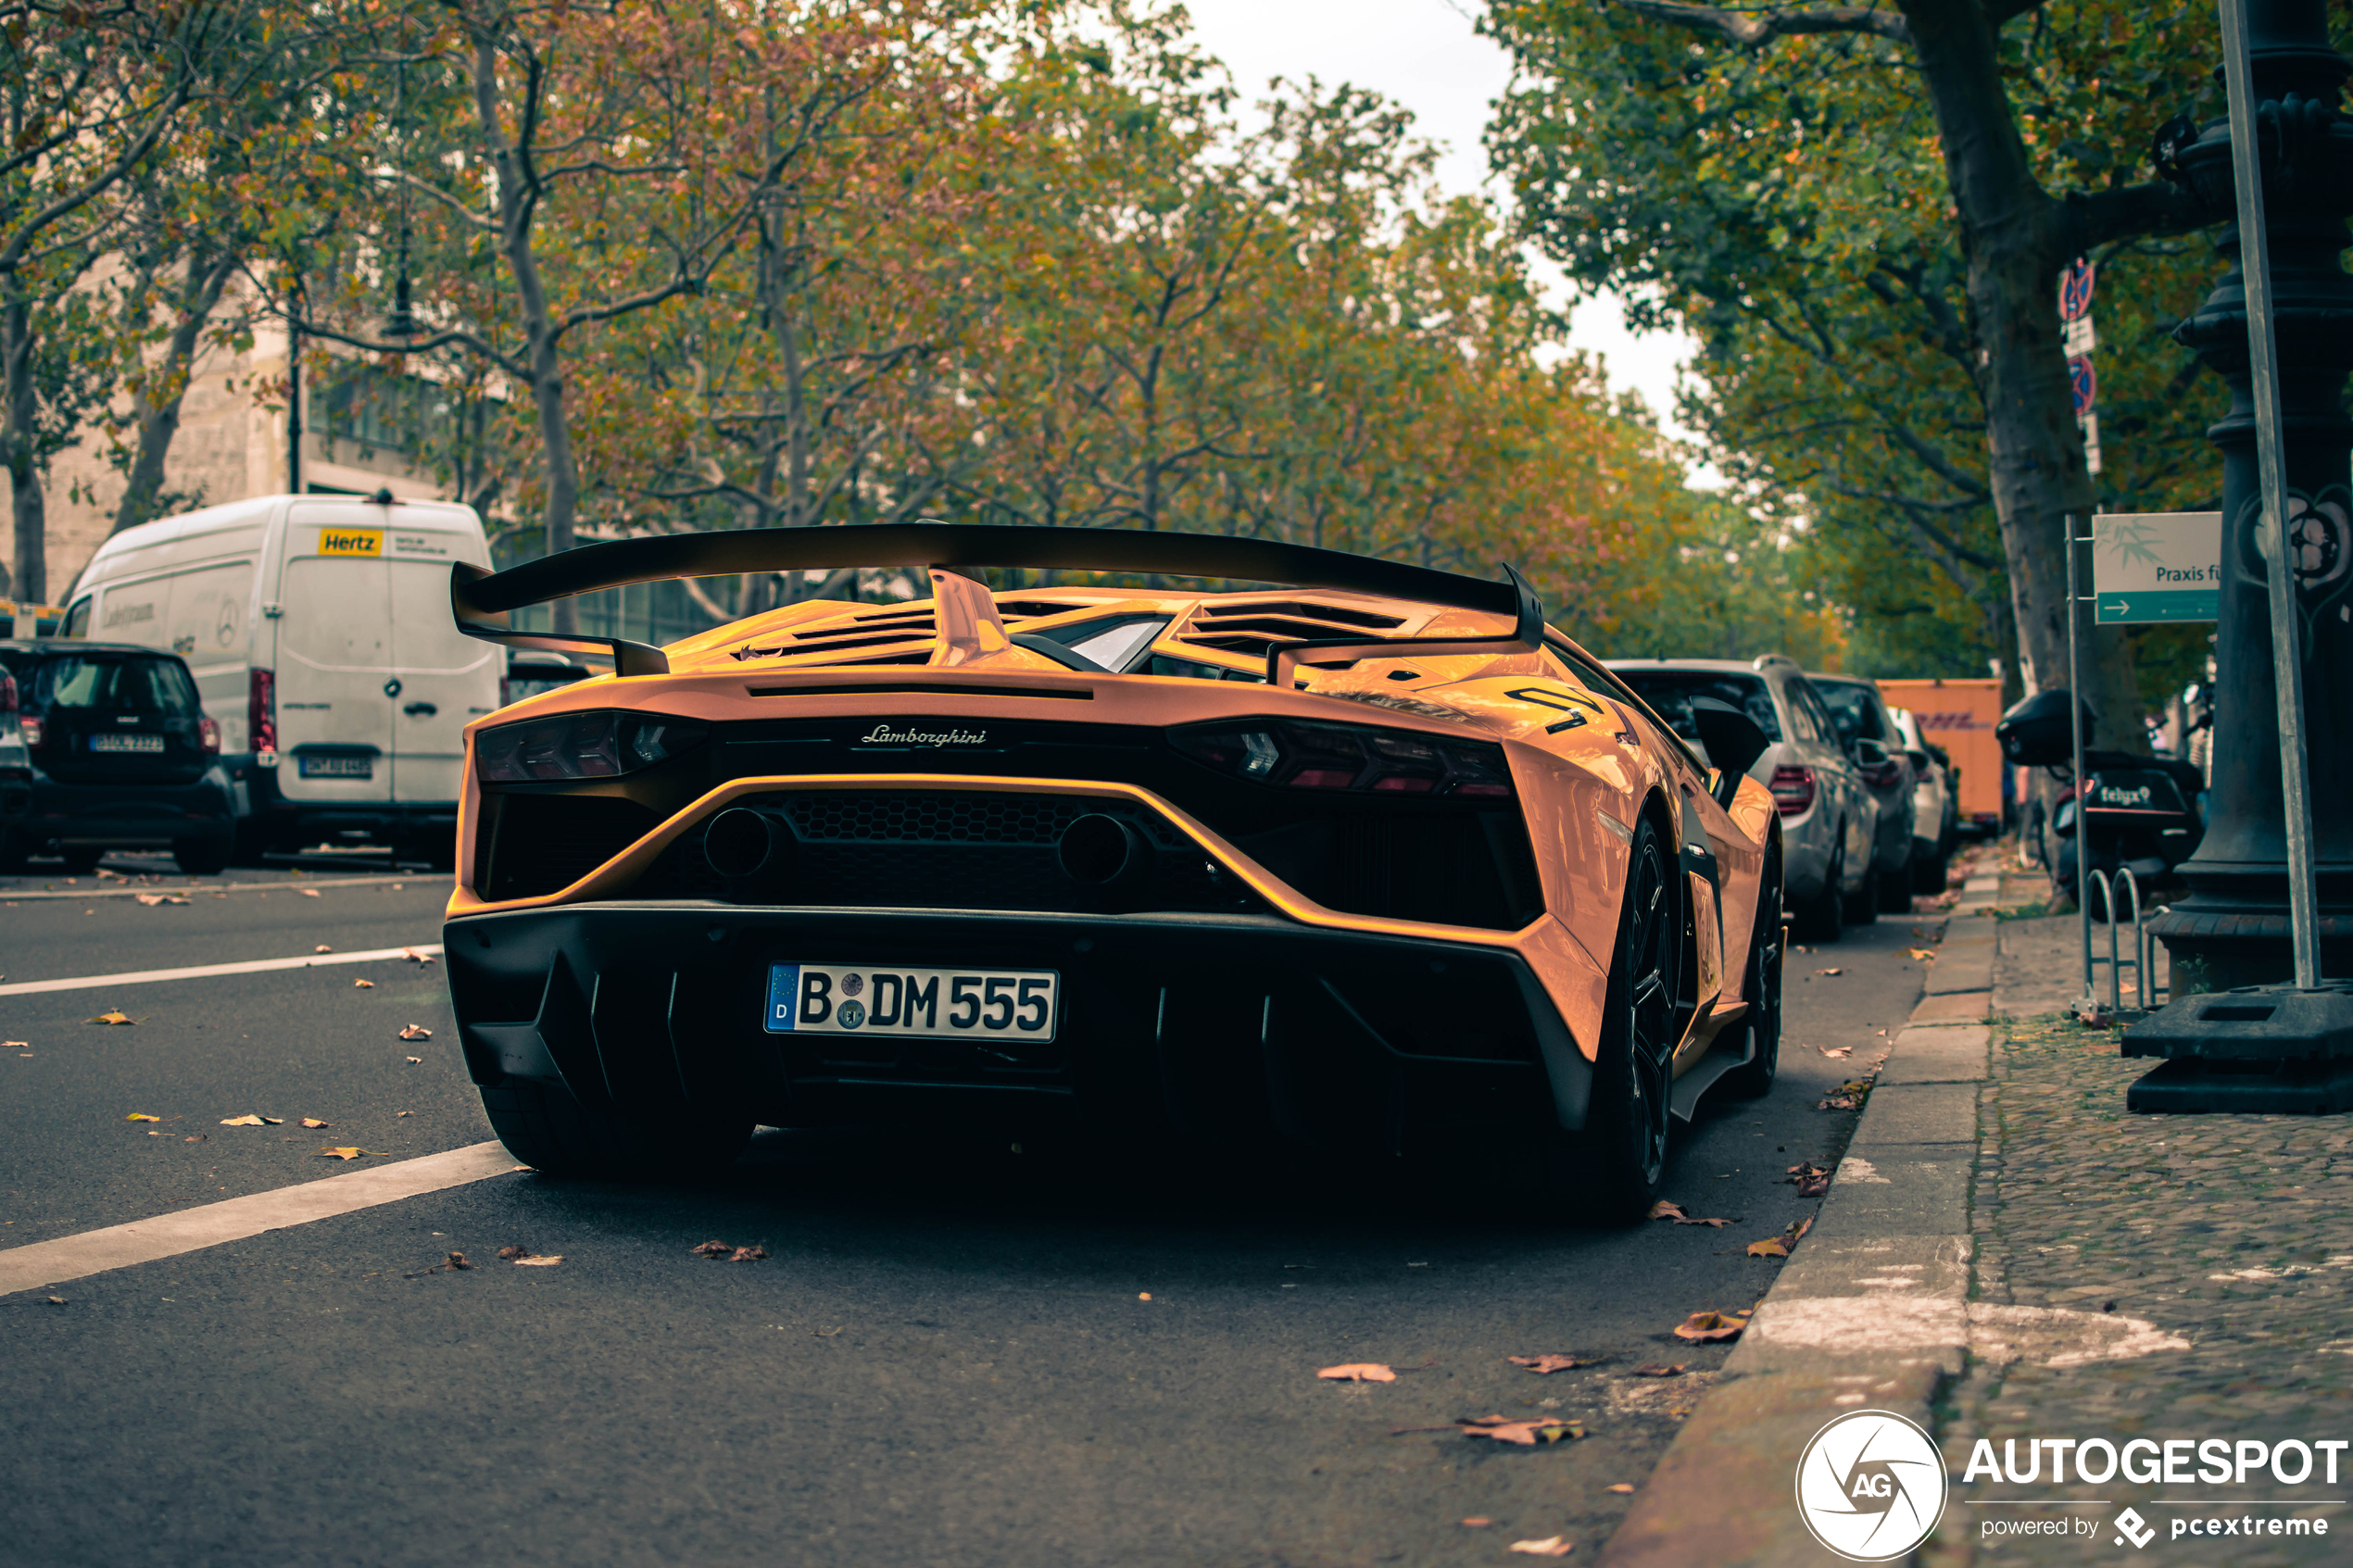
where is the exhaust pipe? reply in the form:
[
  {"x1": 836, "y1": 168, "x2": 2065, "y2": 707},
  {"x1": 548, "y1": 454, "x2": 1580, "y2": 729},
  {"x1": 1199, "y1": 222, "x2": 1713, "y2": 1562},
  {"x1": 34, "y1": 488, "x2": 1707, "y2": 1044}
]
[
  {"x1": 703, "y1": 807, "x2": 793, "y2": 880},
  {"x1": 1057, "y1": 813, "x2": 1150, "y2": 888}
]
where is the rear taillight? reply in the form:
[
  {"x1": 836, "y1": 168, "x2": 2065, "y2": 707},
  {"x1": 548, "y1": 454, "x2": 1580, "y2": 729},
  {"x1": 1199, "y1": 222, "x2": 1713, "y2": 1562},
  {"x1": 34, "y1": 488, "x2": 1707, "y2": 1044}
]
[
  {"x1": 474, "y1": 710, "x2": 709, "y2": 783},
  {"x1": 1172, "y1": 719, "x2": 1515, "y2": 799},
  {"x1": 1863, "y1": 757, "x2": 1903, "y2": 789},
  {"x1": 1768, "y1": 764, "x2": 1817, "y2": 816},
  {"x1": 0, "y1": 671, "x2": 14, "y2": 719},
  {"x1": 198, "y1": 715, "x2": 220, "y2": 755},
  {"x1": 248, "y1": 668, "x2": 276, "y2": 759},
  {"x1": 19, "y1": 714, "x2": 40, "y2": 749}
]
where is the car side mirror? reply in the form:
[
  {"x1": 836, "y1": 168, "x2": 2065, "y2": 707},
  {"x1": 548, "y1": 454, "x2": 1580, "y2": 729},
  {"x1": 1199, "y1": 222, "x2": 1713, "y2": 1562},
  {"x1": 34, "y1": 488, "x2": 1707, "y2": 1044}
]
[
  {"x1": 1853, "y1": 737, "x2": 1889, "y2": 767},
  {"x1": 1906, "y1": 748, "x2": 1931, "y2": 772},
  {"x1": 1688, "y1": 696, "x2": 1771, "y2": 810}
]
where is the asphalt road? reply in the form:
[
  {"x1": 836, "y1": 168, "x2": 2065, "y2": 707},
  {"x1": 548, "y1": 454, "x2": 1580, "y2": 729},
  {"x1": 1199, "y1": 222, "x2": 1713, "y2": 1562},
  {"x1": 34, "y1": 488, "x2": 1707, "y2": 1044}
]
[{"x1": 1, "y1": 859, "x2": 1943, "y2": 1568}]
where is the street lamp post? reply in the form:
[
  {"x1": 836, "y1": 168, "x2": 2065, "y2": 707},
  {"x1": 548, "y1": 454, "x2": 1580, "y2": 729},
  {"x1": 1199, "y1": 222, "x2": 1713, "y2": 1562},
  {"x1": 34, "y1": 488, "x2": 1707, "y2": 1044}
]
[{"x1": 2151, "y1": 0, "x2": 2353, "y2": 997}]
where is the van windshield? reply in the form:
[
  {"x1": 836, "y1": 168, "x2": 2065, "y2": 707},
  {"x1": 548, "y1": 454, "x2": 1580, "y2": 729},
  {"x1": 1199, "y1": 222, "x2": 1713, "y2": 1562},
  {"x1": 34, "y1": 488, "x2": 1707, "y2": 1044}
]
[{"x1": 34, "y1": 653, "x2": 201, "y2": 716}]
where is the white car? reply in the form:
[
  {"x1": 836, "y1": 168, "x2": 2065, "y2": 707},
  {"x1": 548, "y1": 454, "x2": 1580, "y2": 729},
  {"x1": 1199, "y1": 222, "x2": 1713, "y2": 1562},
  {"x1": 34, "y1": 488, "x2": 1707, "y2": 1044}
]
[{"x1": 1889, "y1": 707, "x2": 1959, "y2": 893}]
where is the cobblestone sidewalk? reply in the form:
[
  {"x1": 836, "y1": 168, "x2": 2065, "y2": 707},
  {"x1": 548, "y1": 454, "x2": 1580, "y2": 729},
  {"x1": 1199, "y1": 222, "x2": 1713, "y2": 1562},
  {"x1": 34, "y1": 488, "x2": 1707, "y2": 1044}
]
[{"x1": 1932, "y1": 914, "x2": 2353, "y2": 1565}]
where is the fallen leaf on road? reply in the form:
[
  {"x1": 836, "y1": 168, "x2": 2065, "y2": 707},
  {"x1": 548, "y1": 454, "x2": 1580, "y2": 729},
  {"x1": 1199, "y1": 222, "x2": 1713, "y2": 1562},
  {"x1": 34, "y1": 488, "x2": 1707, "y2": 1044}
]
[
  {"x1": 1459, "y1": 1413, "x2": 1584, "y2": 1446},
  {"x1": 401, "y1": 947, "x2": 436, "y2": 965},
  {"x1": 1461, "y1": 1518, "x2": 1492, "y2": 1528},
  {"x1": 133, "y1": 893, "x2": 189, "y2": 907},
  {"x1": 220, "y1": 1114, "x2": 266, "y2": 1126},
  {"x1": 1607, "y1": 1484, "x2": 1636, "y2": 1494},
  {"x1": 1647, "y1": 1200, "x2": 1728, "y2": 1228},
  {"x1": 510, "y1": 1254, "x2": 563, "y2": 1266},
  {"x1": 315, "y1": 1147, "x2": 385, "y2": 1160},
  {"x1": 1508, "y1": 1354, "x2": 1599, "y2": 1374},
  {"x1": 1507, "y1": 1538, "x2": 1574, "y2": 1557},
  {"x1": 1786, "y1": 1161, "x2": 1832, "y2": 1197},
  {"x1": 1816, "y1": 1096, "x2": 1856, "y2": 1110},
  {"x1": 299, "y1": 1117, "x2": 330, "y2": 1129},
  {"x1": 1672, "y1": 1310, "x2": 1751, "y2": 1343},
  {"x1": 182, "y1": 1135, "x2": 206, "y2": 1142},
  {"x1": 45, "y1": 1297, "x2": 65, "y2": 1306},
  {"x1": 497, "y1": 1245, "x2": 530, "y2": 1261},
  {"x1": 86, "y1": 1010, "x2": 136, "y2": 1025},
  {"x1": 1907, "y1": 948, "x2": 1935, "y2": 961},
  {"x1": 445, "y1": 1251, "x2": 473, "y2": 1270},
  {"x1": 1747, "y1": 1237, "x2": 1790, "y2": 1259},
  {"x1": 396, "y1": 1024, "x2": 432, "y2": 1040},
  {"x1": 297, "y1": 887, "x2": 321, "y2": 898},
  {"x1": 314, "y1": 944, "x2": 333, "y2": 953},
  {"x1": 353, "y1": 978, "x2": 374, "y2": 988},
  {"x1": 1814, "y1": 1046, "x2": 1852, "y2": 1060},
  {"x1": 1646, "y1": 1199, "x2": 1681, "y2": 1220},
  {"x1": 1813, "y1": 967, "x2": 1843, "y2": 977},
  {"x1": 690, "y1": 1240, "x2": 733, "y2": 1257},
  {"x1": 396, "y1": 1110, "x2": 411, "y2": 1117},
  {"x1": 1630, "y1": 1363, "x2": 1686, "y2": 1377},
  {"x1": 404, "y1": 1056, "x2": 422, "y2": 1063},
  {"x1": 4, "y1": 1041, "x2": 25, "y2": 1048},
  {"x1": 730, "y1": 1246, "x2": 768, "y2": 1262},
  {"x1": 1319, "y1": 1363, "x2": 1397, "y2": 1383},
  {"x1": 125, "y1": 1112, "x2": 159, "y2": 1122}
]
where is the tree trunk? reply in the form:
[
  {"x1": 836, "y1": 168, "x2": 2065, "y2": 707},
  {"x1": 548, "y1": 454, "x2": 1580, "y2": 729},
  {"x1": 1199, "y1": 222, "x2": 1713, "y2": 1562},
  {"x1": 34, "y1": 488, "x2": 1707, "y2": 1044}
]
[
  {"x1": 4, "y1": 294, "x2": 45, "y2": 603},
  {"x1": 112, "y1": 248, "x2": 239, "y2": 536},
  {"x1": 1902, "y1": 0, "x2": 2143, "y2": 747}
]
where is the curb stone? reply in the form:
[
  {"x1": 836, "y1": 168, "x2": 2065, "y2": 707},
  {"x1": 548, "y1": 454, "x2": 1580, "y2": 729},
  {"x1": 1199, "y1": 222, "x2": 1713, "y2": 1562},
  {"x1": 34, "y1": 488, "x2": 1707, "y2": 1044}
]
[{"x1": 1598, "y1": 1007, "x2": 1987, "y2": 1564}]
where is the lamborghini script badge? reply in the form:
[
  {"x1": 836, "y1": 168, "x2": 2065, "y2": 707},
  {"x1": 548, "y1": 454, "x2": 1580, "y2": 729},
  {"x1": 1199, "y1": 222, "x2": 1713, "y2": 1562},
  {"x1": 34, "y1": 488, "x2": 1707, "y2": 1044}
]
[{"x1": 859, "y1": 723, "x2": 988, "y2": 746}]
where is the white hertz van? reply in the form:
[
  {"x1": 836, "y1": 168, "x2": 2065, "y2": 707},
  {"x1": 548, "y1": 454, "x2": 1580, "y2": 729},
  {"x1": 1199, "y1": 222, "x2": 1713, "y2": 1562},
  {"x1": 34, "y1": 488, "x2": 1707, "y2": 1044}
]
[{"x1": 62, "y1": 493, "x2": 500, "y2": 866}]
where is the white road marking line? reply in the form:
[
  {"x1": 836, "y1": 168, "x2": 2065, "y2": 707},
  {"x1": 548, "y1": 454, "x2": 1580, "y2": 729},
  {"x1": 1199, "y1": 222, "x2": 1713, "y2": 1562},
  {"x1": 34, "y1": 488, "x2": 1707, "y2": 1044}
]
[
  {"x1": 0, "y1": 873, "x2": 435, "y2": 902},
  {"x1": 0, "y1": 944, "x2": 445, "y2": 997},
  {"x1": 0, "y1": 1141, "x2": 520, "y2": 1298}
]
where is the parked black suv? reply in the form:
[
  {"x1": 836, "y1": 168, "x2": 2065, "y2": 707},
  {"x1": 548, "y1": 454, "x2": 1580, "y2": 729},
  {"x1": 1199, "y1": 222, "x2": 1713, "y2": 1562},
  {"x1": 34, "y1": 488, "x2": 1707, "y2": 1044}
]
[{"x1": 0, "y1": 640, "x2": 234, "y2": 874}]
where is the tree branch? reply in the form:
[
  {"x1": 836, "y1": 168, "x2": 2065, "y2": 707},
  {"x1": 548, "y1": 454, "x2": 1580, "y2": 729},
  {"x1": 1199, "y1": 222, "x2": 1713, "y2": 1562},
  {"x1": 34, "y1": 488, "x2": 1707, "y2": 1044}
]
[{"x1": 1610, "y1": 0, "x2": 1910, "y2": 47}]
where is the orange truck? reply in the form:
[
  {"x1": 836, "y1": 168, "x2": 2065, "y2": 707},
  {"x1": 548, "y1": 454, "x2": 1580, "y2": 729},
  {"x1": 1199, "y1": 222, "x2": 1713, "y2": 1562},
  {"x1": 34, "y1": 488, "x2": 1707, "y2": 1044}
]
[{"x1": 1878, "y1": 677, "x2": 2006, "y2": 830}]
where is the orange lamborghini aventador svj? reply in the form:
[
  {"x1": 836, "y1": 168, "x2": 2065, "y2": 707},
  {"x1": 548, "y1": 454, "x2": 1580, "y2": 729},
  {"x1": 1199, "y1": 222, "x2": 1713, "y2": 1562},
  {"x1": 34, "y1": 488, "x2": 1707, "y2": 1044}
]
[{"x1": 439, "y1": 525, "x2": 1785, "y2": 1221}]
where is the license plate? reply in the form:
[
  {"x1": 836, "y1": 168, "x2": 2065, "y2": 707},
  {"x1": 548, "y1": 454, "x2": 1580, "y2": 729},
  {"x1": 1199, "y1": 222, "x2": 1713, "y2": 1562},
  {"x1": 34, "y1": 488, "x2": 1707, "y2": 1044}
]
[
  {"x1": 88, "y1": 733, "x2": 164, "y2": 753},
  {"x1": 298, "y1": 754, "x2": 373, "y2": 778},
  {"x1": 764, "y1": 962, "x2": 1059, "y2": 1041}
]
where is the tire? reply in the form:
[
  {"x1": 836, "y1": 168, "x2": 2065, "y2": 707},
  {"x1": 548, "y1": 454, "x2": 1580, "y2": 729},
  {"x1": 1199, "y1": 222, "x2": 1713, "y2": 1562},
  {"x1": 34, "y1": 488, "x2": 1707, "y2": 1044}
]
[
  {"x1": 59, "y1": 847, "x2": 103, "y2": 875},
  {"x1": 1537, "y1": 816, "x2": 1680, "y2": 1224},
  {"x1": 1913, "y1": 842, "x2": 1949, "y2": 896},
  {"x1": 1723, "y1": 837, "x2": 1784, "y2": 1099},
  {"x1": 231, "y1": 821, "x2": 276, "y2": 868},
  {"x1": 0, "y1": 834, "x2": 28, "y2": 874},
  {"x1": 174, "y1": 839, "x2": 230, "y2": 876},
  {"x1": 478, "y1": 1079, "x2": 753, "y2": 1181},
  {"x1": 1877, "y1": 847, "x2": 1915, "y2": 912},
  {"x1": 1844, "y1": 862, "x2": 1881, "y2": 926},
  {"x1": 1796, "y1": 837, "x2": 1845, "y2": 943}
]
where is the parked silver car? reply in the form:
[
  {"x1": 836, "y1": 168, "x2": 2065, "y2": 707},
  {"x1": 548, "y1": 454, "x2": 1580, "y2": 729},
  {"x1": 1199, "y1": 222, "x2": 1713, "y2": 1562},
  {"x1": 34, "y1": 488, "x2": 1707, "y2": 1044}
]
[{"x1": 1609, "y1": 656, "x2": 1880, "y2": 939}]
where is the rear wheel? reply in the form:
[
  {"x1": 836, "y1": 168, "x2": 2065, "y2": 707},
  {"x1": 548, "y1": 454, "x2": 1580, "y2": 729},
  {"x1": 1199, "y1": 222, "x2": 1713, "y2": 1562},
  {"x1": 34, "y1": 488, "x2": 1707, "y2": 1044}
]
[
  {"x1": 0, "y1": 834, "x2": 28, "y2": 874},
  {"x1": 1534, "y1": 817, "x2": 1680, "y2": 1224},
  {"x1": 1913, "y1": 841, "x2": 1949, "y2": 896},
  {"x1": 479, "y1": 1079, "x2": 753, "y2": 1181},
  {"x1": 1724, "y1": 839, "x2": 1784, "y2": 1099},
  {"x1": 59, "y1": 847, "x2": 103, "y2": 875}
]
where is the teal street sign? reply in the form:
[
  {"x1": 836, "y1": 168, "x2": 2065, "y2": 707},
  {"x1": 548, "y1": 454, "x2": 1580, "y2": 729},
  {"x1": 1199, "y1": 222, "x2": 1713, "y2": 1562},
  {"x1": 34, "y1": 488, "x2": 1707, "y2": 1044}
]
[
  {"x1": 2093, "y1": 511, "x2": 2221, "y2": 624},
  {"x1": 2095, "y1": 589, "x2": 2220, "y2": 622}
]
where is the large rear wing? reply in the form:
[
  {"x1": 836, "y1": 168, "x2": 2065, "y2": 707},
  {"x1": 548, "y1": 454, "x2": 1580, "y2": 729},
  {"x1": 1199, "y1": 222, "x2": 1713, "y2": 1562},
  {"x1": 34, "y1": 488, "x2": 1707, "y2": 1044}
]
[{"x1": 451, "y1": 523, "x2": 1544, "y2": 681}]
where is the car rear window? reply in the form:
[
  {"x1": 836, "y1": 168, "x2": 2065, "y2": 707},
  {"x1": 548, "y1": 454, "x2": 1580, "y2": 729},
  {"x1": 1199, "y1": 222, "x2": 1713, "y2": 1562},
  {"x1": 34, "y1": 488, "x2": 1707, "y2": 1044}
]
[
  {"x1": 32, "y1": 653, "x2": 201, "y2": 716},
  {"x1": 1814, "y1": 681, "x2": 1888, "y2": 741},
  {"x1": 1612, "y1": 671, "x2": 1782, "y2": 744}
]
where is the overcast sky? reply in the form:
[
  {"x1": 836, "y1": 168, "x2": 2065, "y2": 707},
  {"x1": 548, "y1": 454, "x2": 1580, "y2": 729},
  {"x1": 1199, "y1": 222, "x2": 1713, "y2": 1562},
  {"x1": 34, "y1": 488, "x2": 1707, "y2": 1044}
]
[{"x1": 1175, "y1": 0, "x2": 1702, "y2": 446}]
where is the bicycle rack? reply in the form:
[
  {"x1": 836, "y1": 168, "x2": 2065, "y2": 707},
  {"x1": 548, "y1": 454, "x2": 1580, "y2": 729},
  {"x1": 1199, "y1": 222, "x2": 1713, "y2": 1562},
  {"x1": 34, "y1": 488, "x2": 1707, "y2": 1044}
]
[{"x1": 2086, "y1": 867, "x2": 2163, "y2": 1010}]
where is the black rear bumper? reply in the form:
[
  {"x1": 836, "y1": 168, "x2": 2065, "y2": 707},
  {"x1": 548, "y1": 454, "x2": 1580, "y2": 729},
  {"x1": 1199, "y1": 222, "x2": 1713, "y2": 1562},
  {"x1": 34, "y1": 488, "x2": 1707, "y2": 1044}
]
[{"x1": 444, "y1": 904, "x2": 1592, "y2": 1152}]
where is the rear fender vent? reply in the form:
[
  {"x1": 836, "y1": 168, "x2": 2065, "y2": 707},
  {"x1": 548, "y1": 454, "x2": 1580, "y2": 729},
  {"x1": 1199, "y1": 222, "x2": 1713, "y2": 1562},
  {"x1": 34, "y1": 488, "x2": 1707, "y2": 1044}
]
[{"x1": 480, "y1": 795, "x2": 658, "y2": 901}]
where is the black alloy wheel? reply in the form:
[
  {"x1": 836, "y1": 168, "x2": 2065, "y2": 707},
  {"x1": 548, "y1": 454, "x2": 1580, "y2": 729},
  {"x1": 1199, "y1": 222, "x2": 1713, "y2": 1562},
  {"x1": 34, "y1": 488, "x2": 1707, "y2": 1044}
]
[
  {"x1": 1725, "y1": 836, "x2": 1785, "y2": 1098},
  {"x1": 1553, "y1": 816, "x2": 1680, "y2": 1223},
  {"x1": 1844, "y1": 859, "x2": 1881, "y2": 926},
  {"x1": 1877, "y1": 842, "x2": 1916, "y2": 912}
]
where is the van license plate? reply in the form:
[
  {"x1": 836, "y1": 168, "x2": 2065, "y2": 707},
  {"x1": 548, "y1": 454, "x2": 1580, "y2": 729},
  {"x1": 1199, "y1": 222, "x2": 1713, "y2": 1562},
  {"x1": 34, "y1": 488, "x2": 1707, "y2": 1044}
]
[
  {"x1": 298, "y1": 755, "x2": 373, "y2": 778},
  {"x1": 763, "y1": 963, "x2": 1059, "y2": 1041},
  {"x1": 88, "y1": 733, "x2": 164, "y2": 753}
]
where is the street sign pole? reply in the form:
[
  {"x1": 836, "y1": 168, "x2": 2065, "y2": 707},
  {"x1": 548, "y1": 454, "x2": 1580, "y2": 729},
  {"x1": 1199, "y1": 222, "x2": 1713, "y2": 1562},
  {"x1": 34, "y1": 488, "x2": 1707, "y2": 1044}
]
[
  {"x1": 2220, "y1": 0, "x2": 2323, "y2": 990},
  {"x1": 2068, "y1": 512, "x2": 2093, "y2": 1007}
]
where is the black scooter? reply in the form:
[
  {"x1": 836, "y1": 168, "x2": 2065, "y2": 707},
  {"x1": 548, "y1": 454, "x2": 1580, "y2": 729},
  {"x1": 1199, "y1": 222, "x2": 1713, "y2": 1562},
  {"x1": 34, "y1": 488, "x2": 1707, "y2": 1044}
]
[{"x1": 1996, "y1": 689, "x2": 2207, "y2": 912}]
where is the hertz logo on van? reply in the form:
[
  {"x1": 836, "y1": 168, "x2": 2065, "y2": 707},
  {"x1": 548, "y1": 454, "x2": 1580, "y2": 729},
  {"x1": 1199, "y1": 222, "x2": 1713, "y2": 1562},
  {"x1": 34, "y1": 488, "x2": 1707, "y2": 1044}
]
[{"x1": 318, "y1": 528, "x2": 384, "y2": 558}]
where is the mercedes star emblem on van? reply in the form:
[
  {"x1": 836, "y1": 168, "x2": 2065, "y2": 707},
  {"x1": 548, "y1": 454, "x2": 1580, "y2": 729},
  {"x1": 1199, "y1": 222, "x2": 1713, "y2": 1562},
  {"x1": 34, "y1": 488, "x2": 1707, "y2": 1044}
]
[{"x1": 318, "y1": 527, "x2": 384, "y2": 557}]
